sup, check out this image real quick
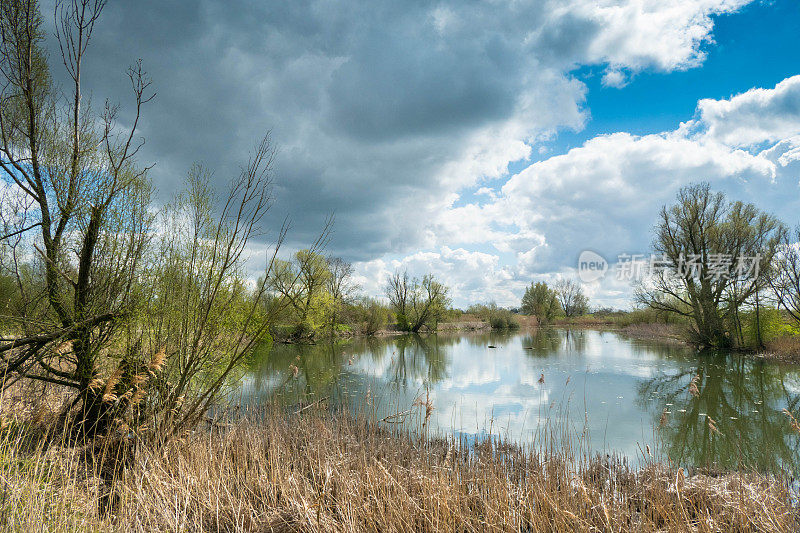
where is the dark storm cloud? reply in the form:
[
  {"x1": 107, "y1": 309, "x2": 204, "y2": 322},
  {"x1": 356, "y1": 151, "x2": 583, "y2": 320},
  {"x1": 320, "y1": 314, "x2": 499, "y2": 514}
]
[
  {"x1": 37, "y1": 0, "x2": 720, "y2": 265},
  {"x1": 34, "y1": 0, "x2": 591, "y2": 261}
]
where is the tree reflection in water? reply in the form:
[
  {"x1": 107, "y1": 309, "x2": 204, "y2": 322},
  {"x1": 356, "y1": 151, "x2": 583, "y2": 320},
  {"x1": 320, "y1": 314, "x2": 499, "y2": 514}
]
[
  {"x1": 246, "y1": 341, "x2": 347, "y2": 404},
  {"x1": 389, "y1": 334, "x2": 449, "y2": 390},
  {"x1": 518, "y1": 327, "x2": 590, "y2": 356},
  {"x1": 245, "y1": 334, "x2": 451, "y2": 404},
  {"x1": 243, "y1": 330, "x2": 800, "y2": 475},
  {"x1": 639, "y1": 353, "x2": 800, "y2": 473}
]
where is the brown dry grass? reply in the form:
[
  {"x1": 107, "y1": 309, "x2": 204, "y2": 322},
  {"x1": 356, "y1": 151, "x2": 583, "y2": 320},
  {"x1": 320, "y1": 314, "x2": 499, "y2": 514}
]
[
  {"x1": 0, "y1": 401, "x2": 797, "y2": 532},
  {"x1": 552, "y1": 315, "x2": 614, "y2": 327},
  {"x1": 436, "y1": 320, "x2": 490, "y2": 331},
  {"x1": 764, "y1": 335, "x2": 800, "y2": 362},
  {"x1": 620, "y1": 322, "x2": 686, "y2": 344}
]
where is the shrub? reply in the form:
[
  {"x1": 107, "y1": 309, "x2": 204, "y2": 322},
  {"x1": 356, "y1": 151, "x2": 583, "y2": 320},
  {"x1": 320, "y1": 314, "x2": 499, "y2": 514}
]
[
  {"x1": 468, "y1": 303, "x2": 520, "y2": 329},
  {"x1": 359, "y1": 298, "x2": 389, "y2": 335},
  {"x1": 739, "y1": 307, "x2": 800, "y2": 349}
]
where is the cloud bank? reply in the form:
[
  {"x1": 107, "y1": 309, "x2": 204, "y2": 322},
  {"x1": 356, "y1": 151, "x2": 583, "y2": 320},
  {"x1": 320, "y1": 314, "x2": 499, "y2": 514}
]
[{"x1": 37, "y1": 0, "x2": 800, "y2": 308}]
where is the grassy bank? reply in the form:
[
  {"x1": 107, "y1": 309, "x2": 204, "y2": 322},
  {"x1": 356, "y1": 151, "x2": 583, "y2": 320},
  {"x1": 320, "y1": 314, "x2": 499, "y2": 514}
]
[
  {"x1": 272, "y1": 311, "x2": 536, "y2": 344},
  {"x1": 1, "y1": 401, "x2": 797, "y2": 532},
  {"x1": 551, "y1": 313, "x2": 687, "y2": 345},
  {"x1": 555, "y1": 308, "x2": 800, "y2": 360}
]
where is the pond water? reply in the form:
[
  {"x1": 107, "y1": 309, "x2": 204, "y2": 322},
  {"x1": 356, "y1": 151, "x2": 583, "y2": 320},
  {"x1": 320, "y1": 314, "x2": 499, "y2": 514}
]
[{"x1": 241, "y1": 327, "x2": 800, "y2": 474}]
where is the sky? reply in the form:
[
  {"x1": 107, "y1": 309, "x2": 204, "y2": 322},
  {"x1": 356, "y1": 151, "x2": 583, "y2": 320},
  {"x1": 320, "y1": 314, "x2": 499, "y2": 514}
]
[{"x1": 39, "y1": 0, "x2": 800, "y2": 309}]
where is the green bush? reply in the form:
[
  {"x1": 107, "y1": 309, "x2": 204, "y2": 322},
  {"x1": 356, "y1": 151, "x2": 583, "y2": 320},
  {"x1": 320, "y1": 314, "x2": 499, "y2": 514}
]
[
  {"x1": 489, "y1": 313, "x2": 520, "y2": 329},
  {"x1": 739, "y1": 307, "x2": 799, "y2": 349},
  {"x1": 613, "y1": 307, "x2": 680, "y2": 327},
  {"x1": 469, "y1": 303, "x2": 520, "y2": 329},
  {"x1": 359, "y1": 298, "x2": 389, "y2": 335}
]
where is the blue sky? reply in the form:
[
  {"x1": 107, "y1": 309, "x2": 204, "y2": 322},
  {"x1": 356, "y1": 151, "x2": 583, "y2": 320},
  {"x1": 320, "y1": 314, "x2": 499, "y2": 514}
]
[
  {"x1": 413, "y1": 0, "x2": 800, "y2": 308},
  {"x1": 450, "y1": 0, "x2": 800, "y2": 182},
  {"x1": 499, "y1": 0, "x2": 800, "y2": 178},
  {"x1": 570, "y1": 0, "x2": 800, "y2": 146},
  {"x1": 41, "y1": 0, "x2": 800, "y2": 309}
]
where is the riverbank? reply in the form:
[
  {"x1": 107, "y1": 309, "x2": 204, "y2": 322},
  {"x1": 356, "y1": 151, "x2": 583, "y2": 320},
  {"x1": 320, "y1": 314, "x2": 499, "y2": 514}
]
[
  {"x1": 275, "y1": 316, "x2": 800, "y2": 366},
  {"x1": 616, "y1": 322, "x2": 688, "y2": 344},
  {"x1": 757, "y1": 335, "x2": 800, "y2": 363},
  {"x1": 551, "y1": 317, "x2": 688, "y2": 345},
  {"x1": 1, "y1": 401, "x2": 797, "y2": 532},
  {"x1": 553, "y1": 316, "x2": 800, "y2": 361},
  {"x1": 612, "y1": 323, "x2": 800, "y2": 361},
  {"x1": 272, "y1": 318, "x2": 519, "y2": 344}
]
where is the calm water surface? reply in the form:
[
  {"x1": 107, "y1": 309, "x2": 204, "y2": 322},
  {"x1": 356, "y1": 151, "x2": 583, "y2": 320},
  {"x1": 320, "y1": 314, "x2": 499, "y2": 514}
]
[{"x1": 241, "y1": 328, "x2": 800, "y2": 473}]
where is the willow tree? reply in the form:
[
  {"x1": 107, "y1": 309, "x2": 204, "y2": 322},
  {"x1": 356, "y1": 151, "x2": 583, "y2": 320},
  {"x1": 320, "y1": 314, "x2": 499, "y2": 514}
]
[
  {"x1": 325, "y1": 256, "x2": 357, "y2": 331},
  {"x1": 520, "y1": 281, "x2": 559, "y2": 323},
  {"x1": 0, "y1": 0, "x2": 154, "y2": 433},
  {"x1": 268, "y1": 248, "x2": 332, "y2": 338},
  {"x1": 637, "y1": 183, "x2": 785, "y2": 348},
  {"x1": 769, "y1": 226, "x2": 800, "y2": 327},
  {"x1": 0, "y1": 0, "x2": 291, "y2": 440},
  {"x1": 142, "y1": 149, "x2": 283, "y2": 435},
  {"x1": 386, "y1": 271, "x2": 450, "y2": 332}
]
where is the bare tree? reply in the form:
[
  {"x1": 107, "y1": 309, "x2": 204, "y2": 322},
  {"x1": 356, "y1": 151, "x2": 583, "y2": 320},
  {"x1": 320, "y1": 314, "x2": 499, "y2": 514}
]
[
  {"x1": 386, "y1": 271, "x2": 410, "y2": 328},
  {"x1": 554, "y1": 279, "x2": 589, "y2": 318},
  {"x1": 142, "y1": 139, "x2": 285, "y2": 435},
  {"x1": 0, "y1": 0, "x2": 154, "y2": 433},
  {"x1": 325, "y1": 256, "x2": 357, "y2": 330},
  {"x1": 386, "y1": 271, "x2": 450, "y2": 332}
]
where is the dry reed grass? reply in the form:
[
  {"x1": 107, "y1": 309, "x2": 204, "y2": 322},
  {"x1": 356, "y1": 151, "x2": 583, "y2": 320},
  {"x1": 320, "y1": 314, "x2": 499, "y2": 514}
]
[
  {"x1": 764, "y1": 335, "x2": 800, "y2": 362},
  {"x1": 620, "y1": 323, "x2": 685, "y2": 344},
  {"x1": 0, "y1": 399, "x2": 797, "y2": 532}
]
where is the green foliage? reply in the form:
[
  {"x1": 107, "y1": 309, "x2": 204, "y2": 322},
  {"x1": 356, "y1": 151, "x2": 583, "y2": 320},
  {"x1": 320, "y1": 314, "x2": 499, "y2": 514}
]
[
  {"x1": 520, "y1": 282, "x2": 560, "y2": 323},
  {"x1": 467, "y1": 303, "x2": 520, "y2": 329},
  {"x1": 613, "y1": 307, "x2": 683, "y2": 327},
  {"x1": 138, "y1": 155, "x2": 277, "y2": 432},
  {"x1": 639, "y1": 183, "x2": 785, "y2": 348},
  {"x1": 739, "y1": 307, "x2": 800, "y2": 349},
  {"x1": 357, "y1": 297, "x2": 390, "y2": 335},
  {"x1": 0, "y1": 273, "x2": 15, "y2": 328},
  {"x1": 489, "y1": 313, "x2": 520, "y2": 330},
  {"x1": 441, "y1": 307, "x2": 464, "y2": 323},
  {"x1": 268, "y1": 250, "x2": 333, "y2": 339}
]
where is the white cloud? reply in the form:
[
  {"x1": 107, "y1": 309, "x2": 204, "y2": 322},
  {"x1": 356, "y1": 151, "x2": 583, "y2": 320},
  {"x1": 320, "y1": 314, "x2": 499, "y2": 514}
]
[
  {"x1": 66, "y1": 0, "x2": 782, "y2": 310},
  {"x1": 579, "y1": 0, "x2": 751, "y2": 71},
  {"x1": 696, "y1": 75, "x2": 800, "y2": 146},
  {"x1": 62, "y1": 0, "x2": 760, "y2": 265},
  {"x1": 358, "y1": 75, "x2": 800, "y2": 309},
  {"x1": 355, "y1": 247, "x2": 523, "y2": 307},
  {"x1": 601, "y1": 68, "x2": 628, "y2": 88}
]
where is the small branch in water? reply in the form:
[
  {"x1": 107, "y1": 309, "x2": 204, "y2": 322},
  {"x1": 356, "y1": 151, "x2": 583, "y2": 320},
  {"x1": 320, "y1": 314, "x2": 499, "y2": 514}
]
[
  {"x1": 294, "y1": 396, "x2": 328, "y2": 415},
  {"x1": 381, "y1": 409, "x2": 414, "y2": 423}
]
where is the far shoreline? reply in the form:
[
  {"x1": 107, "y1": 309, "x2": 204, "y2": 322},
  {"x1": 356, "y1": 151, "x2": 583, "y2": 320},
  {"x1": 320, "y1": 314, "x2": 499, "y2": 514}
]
[{"x1": 275, "y1": 318, "x2": 800, "y2": 365}]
